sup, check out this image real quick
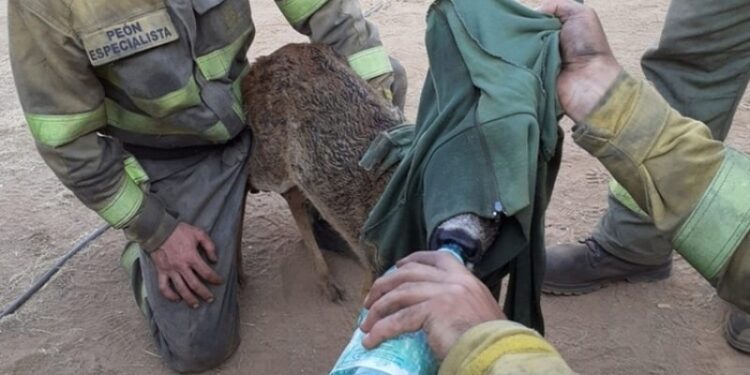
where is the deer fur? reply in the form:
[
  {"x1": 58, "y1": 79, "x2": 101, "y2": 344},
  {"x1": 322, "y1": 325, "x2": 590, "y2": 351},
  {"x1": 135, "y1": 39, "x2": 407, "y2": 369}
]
[{"x1": 242, "y1": 43, "x2": 405, "y2": 301}]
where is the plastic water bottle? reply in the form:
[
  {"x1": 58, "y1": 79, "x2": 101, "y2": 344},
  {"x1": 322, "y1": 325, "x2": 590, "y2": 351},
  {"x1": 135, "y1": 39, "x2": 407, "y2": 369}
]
[{"x1": 329, "y1": 243, "x2": 466, "y2": 375}]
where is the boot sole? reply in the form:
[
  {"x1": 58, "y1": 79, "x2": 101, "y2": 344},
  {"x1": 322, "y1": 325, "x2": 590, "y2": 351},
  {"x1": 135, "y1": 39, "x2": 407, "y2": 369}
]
[
  {"x1": 542, "y1": 264, "x2": 672, "y2": 296},
  {"x1": 725, "y1": 320, "x2": 750, "y2": 354}
]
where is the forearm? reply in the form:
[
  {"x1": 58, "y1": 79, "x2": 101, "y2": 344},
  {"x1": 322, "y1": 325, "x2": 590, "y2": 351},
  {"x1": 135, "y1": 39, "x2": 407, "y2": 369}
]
[
  {"x1": 37, "y1": 134, "x2": 177, "y2": 250},
  {"x1": 276, "y1": 0, "x2": 393, "y2": 80},
  {"x1": 572, "y1": 72, "x2": 750, "y2": 311},
  {"x1": 572, "y1": 72, "x2": 725, "y2": 234},
  {"x1": 440, "y1": 321, "x2": 575, "y2": 375}
]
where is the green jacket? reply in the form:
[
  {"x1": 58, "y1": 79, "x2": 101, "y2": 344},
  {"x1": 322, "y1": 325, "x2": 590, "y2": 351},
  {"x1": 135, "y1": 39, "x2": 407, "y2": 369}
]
[
  {"x1": 9, "y1": 0, "x2": 395, "y2": 250},
  {"x1": 361, "y1": 0, "x2": 562, "y2": 331}
]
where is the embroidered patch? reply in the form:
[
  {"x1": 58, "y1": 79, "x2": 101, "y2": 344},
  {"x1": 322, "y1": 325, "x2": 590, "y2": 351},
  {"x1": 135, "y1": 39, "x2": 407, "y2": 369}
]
[{"x1": 81, "y1": 10, "x2": 179, "y2": 66}]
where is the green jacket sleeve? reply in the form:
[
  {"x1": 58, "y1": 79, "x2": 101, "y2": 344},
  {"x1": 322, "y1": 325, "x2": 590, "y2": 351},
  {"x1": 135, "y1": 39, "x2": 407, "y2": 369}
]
[
  {"x1": 572, "y1": 72, "x2": 750, "y2": 312},
  {"x1": 440, "y1": 321, "x2": 576, "y2": 375},
  {"x1": 9, "y1": 1, "x2": 178, "y2": 251},
  {"x1": 274, "y1": 0, "x2": 397, "y2": 98}
]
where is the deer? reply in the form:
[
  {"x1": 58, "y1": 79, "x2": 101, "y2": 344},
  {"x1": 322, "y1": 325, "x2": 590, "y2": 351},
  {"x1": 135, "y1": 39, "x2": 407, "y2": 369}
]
[{"x1": 242, "y1": 43, "x2": 495, "y2": 302}]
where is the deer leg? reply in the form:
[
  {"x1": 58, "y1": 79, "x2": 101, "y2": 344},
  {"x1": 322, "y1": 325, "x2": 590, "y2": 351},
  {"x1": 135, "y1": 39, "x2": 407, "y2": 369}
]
[{"x1": 283, "y1": 187, "x2": 346, "y2": 302}]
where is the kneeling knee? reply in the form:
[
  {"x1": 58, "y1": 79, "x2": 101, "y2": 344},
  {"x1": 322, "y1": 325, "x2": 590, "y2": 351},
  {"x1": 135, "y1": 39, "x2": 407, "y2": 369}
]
[{"x1": 163, "y1": 333, "x2": 240, "y2": 373}]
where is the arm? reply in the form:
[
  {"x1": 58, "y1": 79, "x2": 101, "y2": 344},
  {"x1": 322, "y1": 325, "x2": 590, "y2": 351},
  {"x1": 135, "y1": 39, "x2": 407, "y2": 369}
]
[
  {"x1": 9, "y1": 1, "x2": 221, "y2": 308},
  {"x1": 9, "y1": 1, "x2": 177, "y2": 249},
  {"x1": 275, "y1": 0, "x2": 407, "y2": 108},
  {"x1": 441, "y1": 321, "x2": 574, "y2": 375},
  {"x1": 573, "y1": 71, "x2": 750, "y2": 312},
  {"x1": 360, "y1": 251, "x2": 576, "y2": 375},
  {"x1": 541, "y1": 0, "x2": 750, "y2": 312}
]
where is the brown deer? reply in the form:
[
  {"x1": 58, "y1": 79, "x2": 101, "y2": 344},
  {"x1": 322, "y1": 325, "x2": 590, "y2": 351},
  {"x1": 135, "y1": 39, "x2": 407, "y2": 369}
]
[{"x1": 242, "y1": 43, "x2": 494, "y2": 301}]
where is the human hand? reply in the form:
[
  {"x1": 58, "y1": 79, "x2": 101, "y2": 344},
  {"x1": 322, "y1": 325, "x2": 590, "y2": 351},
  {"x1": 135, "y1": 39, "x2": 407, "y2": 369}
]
[
  {"x1": 539, "y1": 0, "x2": 623, "y2": 122},
  {"x1": 359, "y1": 251, "x2": 505, "y2": 359},
  {"x1": 149, "y1": 222, "x2": 223, "y2": 308}
]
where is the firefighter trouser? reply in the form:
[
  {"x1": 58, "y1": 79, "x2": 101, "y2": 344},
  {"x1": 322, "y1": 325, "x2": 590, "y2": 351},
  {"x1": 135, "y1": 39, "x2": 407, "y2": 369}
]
[{"x1": 127, "y1": 131, "x2": 250, "y2": 372}]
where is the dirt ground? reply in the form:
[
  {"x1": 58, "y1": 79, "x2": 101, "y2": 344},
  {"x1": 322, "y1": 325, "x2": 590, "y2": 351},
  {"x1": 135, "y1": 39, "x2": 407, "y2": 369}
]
[{"x1": 1, "y1": 0, "x2": 750, "y2": 374}]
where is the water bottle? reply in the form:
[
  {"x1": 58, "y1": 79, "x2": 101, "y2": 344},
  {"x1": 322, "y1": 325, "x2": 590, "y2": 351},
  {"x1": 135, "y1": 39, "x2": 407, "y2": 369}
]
[{"x1": 329, "y1": 243, "x2": 466, "y2": 375}]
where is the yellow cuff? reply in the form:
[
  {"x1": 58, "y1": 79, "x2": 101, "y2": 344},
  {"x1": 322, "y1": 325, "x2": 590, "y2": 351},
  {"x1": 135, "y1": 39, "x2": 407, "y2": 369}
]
[
  {"x1": 440, "y1": 321, "x2": 559, "y2": 375},
  {"x1": 348, "y1": 46, "x2": 393, "y2": 81}
]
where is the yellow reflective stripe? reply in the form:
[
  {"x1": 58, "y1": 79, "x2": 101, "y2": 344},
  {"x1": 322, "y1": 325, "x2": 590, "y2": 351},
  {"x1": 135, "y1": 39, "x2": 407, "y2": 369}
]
[
  {"x1": 106, "y1": 99, "x2": 187, "y2": 135},
  {"x1": 25, "y1": 105, "x2": 107, "y2": 147},
  {"x1": 276, "y1": 0, "x2": 328, "y2": 24},
  {"x1": 674, "y1": 148, "x2": 750, "y2": 280},
  {"x1": 124, "y1": 156, "x2": 149, "y2": 185},
  {"x1": 196, "y1": 29, "x2": 253, "y2": 80},
  {"x1": 106, "y1": 99, "x2": 232, "y2": 142},
  {"x1": 203, "y1": 122, "x2": 232, "y2": 142},
  {"x1": 609, "y1": 179, "x2": 647, "y2": 217},
  {"x1": 461, "y1": 333, "x2": 558, "y2": 375},
  {"x1": 130, "y1": 77, "x2": 202, "y2": 119},
  {"x1": 347, "y1": 46, "x2": 393, "y2": 81},
  {"x1": 98, "y1": 176, "x2": 145, "y2": 228}
]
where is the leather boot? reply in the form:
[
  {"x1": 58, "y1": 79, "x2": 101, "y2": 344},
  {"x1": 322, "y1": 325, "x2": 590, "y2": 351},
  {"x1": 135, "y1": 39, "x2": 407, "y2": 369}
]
[
  {"x1": 543, "y1": 238, "x2": 672, "y2": 295},
  {"x1": 726, "y1": 308, "x2": 750, "y2": 354}
]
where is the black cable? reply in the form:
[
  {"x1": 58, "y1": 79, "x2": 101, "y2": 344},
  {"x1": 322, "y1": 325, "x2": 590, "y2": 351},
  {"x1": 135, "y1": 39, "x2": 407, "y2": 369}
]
[{"x1": 0, "y1": 224, "x2": 110, "y2": 320}]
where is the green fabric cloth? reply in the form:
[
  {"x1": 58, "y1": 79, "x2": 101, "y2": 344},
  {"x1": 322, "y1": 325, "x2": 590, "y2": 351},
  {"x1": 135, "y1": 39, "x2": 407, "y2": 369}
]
[{"x1": 361, "y1": 0, "x2": 562, "y2": 331}]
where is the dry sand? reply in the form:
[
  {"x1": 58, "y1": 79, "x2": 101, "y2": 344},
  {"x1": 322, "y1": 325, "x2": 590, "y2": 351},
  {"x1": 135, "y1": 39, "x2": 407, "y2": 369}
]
[{"x1": 1, "y1": 0, "x2": 749, "y2": 373}]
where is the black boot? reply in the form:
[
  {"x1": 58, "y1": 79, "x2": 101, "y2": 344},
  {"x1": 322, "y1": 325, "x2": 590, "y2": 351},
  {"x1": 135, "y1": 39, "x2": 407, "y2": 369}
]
[
  {"x1": 543, "y1": 238, "x2": 672, "y2": 295},
  {"x1": 726, "y1": 308, "x2": 750, "y2": 354}
]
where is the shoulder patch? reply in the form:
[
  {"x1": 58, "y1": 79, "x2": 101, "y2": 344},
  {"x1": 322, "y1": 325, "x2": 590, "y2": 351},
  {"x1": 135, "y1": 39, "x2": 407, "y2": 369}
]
[{"x1": 81, "y1": 9, "x2": 179, "y2": 66}]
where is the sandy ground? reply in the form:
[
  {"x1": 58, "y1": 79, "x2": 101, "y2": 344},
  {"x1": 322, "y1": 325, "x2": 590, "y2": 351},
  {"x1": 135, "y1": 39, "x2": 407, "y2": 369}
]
[{"x1": 1, "y1": 0, "x2": 750, "y2": 374}]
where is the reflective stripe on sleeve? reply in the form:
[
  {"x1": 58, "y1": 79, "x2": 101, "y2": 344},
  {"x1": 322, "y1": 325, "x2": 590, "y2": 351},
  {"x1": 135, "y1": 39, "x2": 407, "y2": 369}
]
[
  {"x1": 196, "y1": 29, "x2": 253, "y2": 80},
  {"x1": 130, "y1": 77, "x2": 202, "y2": 118},
  {"x1": 674, "y1": 148, "x2": 750, "y2": 280},
  {"x1": 124, "y1": 156, "x2": 149, "y2": 185},
  {"x1": 105, "y1": 99, "x2": 232, "y2": 142},
  {"x1": 276, "y1": 0, "x2": 329, "y2": 25},
  {"x1": 461, "y1": 333, "x2": 559, "y2": 375},
  {"x1": 25, "y1": 105, "x2": 107, "y2": 147},
  {"x1": 347, "y1": 46, "x2": 393, "y2": 81},
  {"x1": 98, "y1": 175, "x2": 145, "y2": 228},
  {"x1": 609, "y1": 179, "x2": 647, "y2": 217}
]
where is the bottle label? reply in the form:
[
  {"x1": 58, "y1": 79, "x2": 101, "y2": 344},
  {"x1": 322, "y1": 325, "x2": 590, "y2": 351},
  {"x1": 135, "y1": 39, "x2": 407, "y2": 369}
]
[{"x1": 329, "y1": 310, "x2": 438, "y2": 375}]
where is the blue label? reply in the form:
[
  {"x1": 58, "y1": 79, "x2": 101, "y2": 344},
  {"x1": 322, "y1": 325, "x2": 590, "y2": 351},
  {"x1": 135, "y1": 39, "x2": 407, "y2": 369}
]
[{"x1": 329, "y1": 310, "x2": 438, "y2": 375}]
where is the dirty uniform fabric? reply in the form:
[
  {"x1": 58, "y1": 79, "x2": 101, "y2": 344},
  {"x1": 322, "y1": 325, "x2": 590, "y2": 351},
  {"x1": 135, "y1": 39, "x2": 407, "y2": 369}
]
[
  {"x1": 9, "y1": 0, "x2": 397, "y2": 371},
  {"x1": 439, "y1": 321, "x2": 576, "y2": 375},
  {"x1": 575, "y1": 72, "x2": 750, "y2": 313},
  {"x1": 135, "y1": 131, "x2": 250, "y2": 371},
  {"x1": 362, "y1": 0, "x2": 562, "y2": 332},
  {"x1": 592, "y1": 0, "x2": 750, "y2": 266}
]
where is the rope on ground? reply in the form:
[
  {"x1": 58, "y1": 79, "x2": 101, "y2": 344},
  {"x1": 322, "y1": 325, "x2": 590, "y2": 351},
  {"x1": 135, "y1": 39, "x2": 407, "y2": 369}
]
[{"x1": 0, "y1": 224, "x2": 110, "y2": 320}]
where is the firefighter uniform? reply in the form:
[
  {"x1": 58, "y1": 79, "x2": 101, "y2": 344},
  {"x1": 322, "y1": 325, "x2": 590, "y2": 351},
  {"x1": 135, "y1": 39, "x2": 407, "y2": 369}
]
[
  {"x1": 440, "y1": 70, "x2": 750, "y2": 375},
  {"x1": 593, "y1": 0, "x2": 750, "y2": 267},
  {"x1": 9, "y1": 0, "x2": 404, "y2": 371}
]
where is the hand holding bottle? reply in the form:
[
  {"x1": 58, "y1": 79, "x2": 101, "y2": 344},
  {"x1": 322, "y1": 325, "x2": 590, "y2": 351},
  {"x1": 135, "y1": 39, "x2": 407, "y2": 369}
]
[{"x1": 360, "y1": 251, "x2": 506, "y2": 359}]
